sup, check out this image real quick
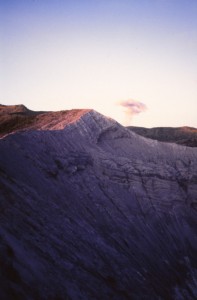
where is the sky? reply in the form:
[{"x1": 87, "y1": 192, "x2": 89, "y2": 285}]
[{"x1": 0, "y1": 0, "x2": 197, "y2": 127}]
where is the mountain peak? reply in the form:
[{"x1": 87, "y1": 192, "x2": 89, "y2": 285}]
[{"x1": 0, "y1": 104, "x2": 29, "y2": 114}]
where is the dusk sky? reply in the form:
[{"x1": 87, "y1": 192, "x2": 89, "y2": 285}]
[{"x1": 1, "y1": 0, "x2": 197, "y2": 127}]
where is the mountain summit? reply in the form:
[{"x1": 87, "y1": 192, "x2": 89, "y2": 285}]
[{"x1": 0, "y1": 105, "x2": 197, "y2": 299}]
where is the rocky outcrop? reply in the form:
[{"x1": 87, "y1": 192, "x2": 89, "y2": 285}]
[
  {"x1": 0, "y1": 106, "x2": 197, "y2": 299},
  {"x1": 129, "y1": 126, "x2": 197, "y2": 147}
]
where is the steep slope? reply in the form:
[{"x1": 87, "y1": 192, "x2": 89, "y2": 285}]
[
  {"x1": 129, "y1": 126, "x2": 197, "y2": 147},
  {"x1": 0, "y1": 107, "x2": 197, "y2": 300}
]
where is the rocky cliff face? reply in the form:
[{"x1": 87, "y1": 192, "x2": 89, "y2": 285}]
[{"x1": 0, "y1": 105, "x2": 197, "y2": 300}]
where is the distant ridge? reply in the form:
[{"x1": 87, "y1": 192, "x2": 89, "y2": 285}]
[{"x1": 129, "y1": 126, "x2": 197, "y2": 147}]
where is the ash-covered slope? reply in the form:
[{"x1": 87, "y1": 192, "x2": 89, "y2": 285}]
[
  {"x1": 129, "y1": 126, "x2": 197, "y2": 147},
  {"x1": 0, "y1": 106, "x2": 197, "y2": 300}
]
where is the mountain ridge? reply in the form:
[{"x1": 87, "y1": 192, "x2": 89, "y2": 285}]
[
  {"x1": 1, "y1": 105, "x2": 196, "y2": 148},
  {"x1": 0, "y1": 104, "x2": 92, "y2": 137},
  {"x1": 129, "y1": 125, "x2": 197, "y2": 147}
]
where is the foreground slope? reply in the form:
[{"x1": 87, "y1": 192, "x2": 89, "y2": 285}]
[{"x1": 0, "y1": 107, "x2": 197, "y2": 300}]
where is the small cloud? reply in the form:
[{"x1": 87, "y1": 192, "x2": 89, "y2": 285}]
[{"x1": 118, "y1": 99, "x2": 147, "y2": 125}]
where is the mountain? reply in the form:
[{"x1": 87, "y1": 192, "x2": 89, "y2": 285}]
[
  {"x1": 0, "y1": 105, "x2": 197, "y2": 300},
  {"x1": 129, "y1": 126, "x2": 197, "y2": 147}
]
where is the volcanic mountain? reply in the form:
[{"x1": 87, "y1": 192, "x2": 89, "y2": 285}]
[{"x1": 0, "y1": 105, "x2": 197, "y2": 300}]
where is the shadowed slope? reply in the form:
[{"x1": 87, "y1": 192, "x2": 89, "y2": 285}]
[{"x1": 0, "y1": 106, "x2": 197, "y2": 299}]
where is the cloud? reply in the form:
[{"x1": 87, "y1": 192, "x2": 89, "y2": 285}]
[{"x1": 118, "y1": 99, "x2": 147, "y2": 125}]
